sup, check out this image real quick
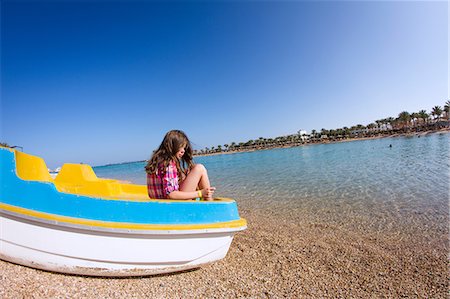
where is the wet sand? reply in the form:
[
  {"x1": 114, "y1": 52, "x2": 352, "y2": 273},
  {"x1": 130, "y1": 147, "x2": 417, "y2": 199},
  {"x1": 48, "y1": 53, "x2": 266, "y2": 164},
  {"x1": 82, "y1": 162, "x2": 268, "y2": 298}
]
[{"x1": 1, "y1": 204, "x2": 448, "y2": 298}]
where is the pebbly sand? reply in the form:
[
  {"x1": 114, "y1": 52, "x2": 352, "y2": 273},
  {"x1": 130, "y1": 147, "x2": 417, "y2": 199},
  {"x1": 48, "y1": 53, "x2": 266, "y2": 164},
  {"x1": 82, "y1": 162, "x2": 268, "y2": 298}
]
[{"x1": 1, "y1": 203, "x2": 448, "y2": 298}]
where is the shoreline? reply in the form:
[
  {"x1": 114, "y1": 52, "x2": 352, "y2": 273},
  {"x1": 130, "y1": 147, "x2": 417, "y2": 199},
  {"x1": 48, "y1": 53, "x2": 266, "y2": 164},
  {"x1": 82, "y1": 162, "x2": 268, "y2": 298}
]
[{"x1": 194, "y1": 128, "x2": 450, "y2": 158}]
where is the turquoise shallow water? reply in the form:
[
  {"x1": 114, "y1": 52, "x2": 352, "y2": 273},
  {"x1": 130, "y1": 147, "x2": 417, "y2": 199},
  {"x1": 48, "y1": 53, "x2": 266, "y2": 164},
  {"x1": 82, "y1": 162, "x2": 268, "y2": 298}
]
[{"x1": 94, "y1": 132, "x2": 449, "y2": 233}]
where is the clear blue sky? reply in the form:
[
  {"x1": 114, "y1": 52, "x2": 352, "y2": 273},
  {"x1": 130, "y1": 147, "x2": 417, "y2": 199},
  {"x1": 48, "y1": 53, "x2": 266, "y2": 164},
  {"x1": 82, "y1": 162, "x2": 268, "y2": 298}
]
[{"x1": 1, "y1": 1, "x2": 448, "y2": 168}]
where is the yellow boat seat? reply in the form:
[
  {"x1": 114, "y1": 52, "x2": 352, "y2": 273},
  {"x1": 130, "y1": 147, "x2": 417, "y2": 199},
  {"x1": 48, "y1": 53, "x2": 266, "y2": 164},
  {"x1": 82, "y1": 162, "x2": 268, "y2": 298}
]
[
  {"x1": 54, "y1": 164, "x2": 122, "y2": 197},
  {"x1": 54, "y1": 163, "x2": 149, "y2": 200},
  {"x1": 15, "y1": 151, "x2": 53, "y2": 182},
  {"x1": 119, "y1": 183, "x2": 149, "y2": 199},
  {"x1": 54, "y1": 163, "x2": 118, "y2": 184}
]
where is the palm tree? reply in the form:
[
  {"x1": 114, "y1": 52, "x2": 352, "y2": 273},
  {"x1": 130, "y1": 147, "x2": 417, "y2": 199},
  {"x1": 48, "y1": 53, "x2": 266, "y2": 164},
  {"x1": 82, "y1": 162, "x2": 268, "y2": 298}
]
[
  {"x1": 342, "y1": 127, "x2": 350, "y2": 137},
  {"x1": 418, "y1": 110, "x2": 429, "y2": 124},
  {"x1": 320, "y1": 128, "x2": 328, "y2": 136},
  {"x1": 375, "y1": 119, "x2": 384, "y2": 130},
  {"x1": 328, "y1": 129, "x2": 337, "y2": 139},
  {"x1": 311, "y1": 129, "x2": 317, "y2": 141},
  {"x1": 385, "y1": 117, "x2": 395, "y2": 129},
  {"x1": 390, "y1": 118, "x2": 400, "y2": 130},
  {"x1": 410, "y1": 112, "x2": 420, "y2": 127},
  {"x1": 431, "y1": 106, "x2": 443, "y2": 120},
  {"x1": 398, "y1": 111, "x2": 411, "y2": 129},
  {"x1": 257, "y1": 137, "x2": 265, "y2": 148},
  {"x1": 444, "y1": 101, "x2": 450, "y2": 120},
  {"x1": 366, "y1": 123, "x2": 377, "y2": 135}
]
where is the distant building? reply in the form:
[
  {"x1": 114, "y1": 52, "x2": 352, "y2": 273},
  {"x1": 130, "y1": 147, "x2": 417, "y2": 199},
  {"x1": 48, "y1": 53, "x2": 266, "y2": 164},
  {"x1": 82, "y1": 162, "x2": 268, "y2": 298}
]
[
  {"x1": 297, "y1": 130, "x2": 310, "y2": 141},
  {"x1": 351, "y1": 124, "x2": 393, "y2": 135},
  {"x1": 350, "y1": 129, "x2": 368, "y2": 136},
  {"x1": 378, "y1": 124, "x2": 393, "y2": 131}
]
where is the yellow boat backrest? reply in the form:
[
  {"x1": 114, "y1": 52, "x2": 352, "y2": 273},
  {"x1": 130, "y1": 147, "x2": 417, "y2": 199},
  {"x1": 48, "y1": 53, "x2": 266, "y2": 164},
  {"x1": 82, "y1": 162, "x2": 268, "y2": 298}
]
[
  {"x1": 55, "y1": 163, "x2": 104, "y2": 183},
  {"x1": 15, "y1": 151, "x2": 53, "y2": 182},
  {"x1": 54, "y1": 163, "x2": 123, "y2": 197}
]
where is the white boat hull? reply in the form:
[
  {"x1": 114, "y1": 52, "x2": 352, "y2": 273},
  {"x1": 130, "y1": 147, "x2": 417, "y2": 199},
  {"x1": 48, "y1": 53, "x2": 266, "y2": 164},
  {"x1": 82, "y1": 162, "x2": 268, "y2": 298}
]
[{"x1": 0, "y1": 215, "x2": 237, "y2": 276}]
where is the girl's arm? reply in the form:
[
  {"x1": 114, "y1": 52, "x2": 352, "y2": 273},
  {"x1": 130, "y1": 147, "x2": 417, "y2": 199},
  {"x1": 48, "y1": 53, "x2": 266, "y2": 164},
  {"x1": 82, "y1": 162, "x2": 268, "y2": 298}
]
[
  {"x1": 167, "y1": 190, "x2": 200, "y2": 200},
  {"x1": 167, "y1": 187, "x2": 216, "y2": 200}
]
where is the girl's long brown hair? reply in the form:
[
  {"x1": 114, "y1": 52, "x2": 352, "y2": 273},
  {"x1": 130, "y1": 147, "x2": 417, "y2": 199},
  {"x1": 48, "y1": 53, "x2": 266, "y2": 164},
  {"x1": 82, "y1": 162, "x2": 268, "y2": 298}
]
[{"x1": 145, "y1": 130, "x2": 194, "y2": 180}]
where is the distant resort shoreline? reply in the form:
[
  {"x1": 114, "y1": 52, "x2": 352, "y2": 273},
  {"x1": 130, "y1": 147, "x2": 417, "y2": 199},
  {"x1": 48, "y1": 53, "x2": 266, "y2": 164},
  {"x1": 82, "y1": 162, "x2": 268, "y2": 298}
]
[
  {"x1": 194, "y1": 103, "x2": 450, "y2": 157},
  {"x1": 194, "y1": 126, "x2": 450, "y2": 158},
  {"x1": 70, "y1": 122, "x2": 450, "y2": 167},
  {"x1": 92, "y1": 126, "x2": 450, "y2": 167}
]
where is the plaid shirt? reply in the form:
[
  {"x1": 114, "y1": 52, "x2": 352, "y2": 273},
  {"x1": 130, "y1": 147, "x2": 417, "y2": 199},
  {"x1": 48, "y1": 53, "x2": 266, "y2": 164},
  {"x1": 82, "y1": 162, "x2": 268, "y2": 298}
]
[{"x1": 147, "y1": 161, "x2": 179, "y2": 199}]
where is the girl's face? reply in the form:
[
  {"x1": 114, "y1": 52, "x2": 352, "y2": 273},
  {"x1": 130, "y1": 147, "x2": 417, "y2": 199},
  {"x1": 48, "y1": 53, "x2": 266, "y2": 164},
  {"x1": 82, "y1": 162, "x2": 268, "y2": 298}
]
[{"x1": 176, "y1": 145, "x2": 186, "y2": 159}]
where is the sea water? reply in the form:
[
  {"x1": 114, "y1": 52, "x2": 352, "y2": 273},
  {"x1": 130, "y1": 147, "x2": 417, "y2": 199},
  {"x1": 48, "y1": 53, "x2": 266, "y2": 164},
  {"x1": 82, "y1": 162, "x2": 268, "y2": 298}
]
[{"x1": 94, "y1": 132, "x2": 449, "y2": 233}]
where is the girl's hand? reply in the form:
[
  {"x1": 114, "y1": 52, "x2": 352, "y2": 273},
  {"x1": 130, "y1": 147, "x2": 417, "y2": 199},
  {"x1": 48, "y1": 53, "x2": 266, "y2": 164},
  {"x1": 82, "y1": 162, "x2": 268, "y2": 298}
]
[{"x1": 201, "y1": 187, "x2": 216, "y2": 201}]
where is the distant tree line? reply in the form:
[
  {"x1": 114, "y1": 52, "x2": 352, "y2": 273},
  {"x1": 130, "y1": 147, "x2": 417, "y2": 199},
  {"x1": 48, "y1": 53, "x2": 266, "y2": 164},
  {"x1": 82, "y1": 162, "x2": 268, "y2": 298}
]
[
  {"x1": 2, "y1": 102, "x2": 449, "y2": 156},
  {"x1": 194, "y1": 101, "x2": 450, "y2": 155}
]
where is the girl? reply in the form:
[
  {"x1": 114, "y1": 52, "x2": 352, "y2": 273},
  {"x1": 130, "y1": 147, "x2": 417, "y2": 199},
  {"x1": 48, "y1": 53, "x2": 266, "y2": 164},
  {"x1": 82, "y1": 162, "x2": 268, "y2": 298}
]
[{"x1": 145, "y1": 130, "x2": 216, "y2": 200}]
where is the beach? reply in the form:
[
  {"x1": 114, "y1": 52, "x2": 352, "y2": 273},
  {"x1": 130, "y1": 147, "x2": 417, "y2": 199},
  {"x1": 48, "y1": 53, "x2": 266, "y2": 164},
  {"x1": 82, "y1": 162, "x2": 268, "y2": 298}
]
[
  {"x1": 1, "y1": 204, "x2": 447, "y2": 298},
  {"x1": 2, "y1": 133, "x2": 449, "y2": 298}
]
